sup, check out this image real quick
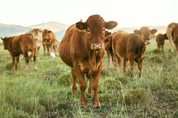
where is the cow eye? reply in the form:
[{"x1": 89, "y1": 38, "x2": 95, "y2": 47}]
[
  {"x1": 87, "y1": 29, "x2": 90, "y2": 32},
  {"x1": 103, "y1": 29, "x2": 105, "y2": 31}
]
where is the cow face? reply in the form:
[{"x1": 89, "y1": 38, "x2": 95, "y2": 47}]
[
  {"x1": 42, "y1": 29, "x2": 52, "y2": 42},
  {"x1": 135, "y1": 27, "x2": 157, "y2": 45},
  {"x1": 1, "y1": 37, "x2": 14, "y2": 50},
  {"x1": 29, "y1": 29, "x2": 43, "y2": 41},
  {"x1": 171, "y1": 25, "x2": 178, "y2": 41},
  {"x1": 76, "y1": 15, "x2": 118, "y2": 51}
]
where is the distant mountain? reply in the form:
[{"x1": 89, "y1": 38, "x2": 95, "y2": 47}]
[
  {"x1": 0, "y1": 23, "x2": 29, "y2": 37},
  {"x1": 54, "y1": 30, "x2": 66, "y2": 41},
  {"x1": 28, "y1": 21, "x2": 70, "y2": 32}
]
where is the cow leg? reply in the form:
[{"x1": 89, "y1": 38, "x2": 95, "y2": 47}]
[
  {"x1": 11, "y1": 54, "x2": 15, "y2": 70},
  {"x1": 73, "y1": 63, "x2": 87, "y2": 107},
  {"x1": 24, "y1": 52, "x2": 29, "y2": 71},
  {"x1": 33, "y1": 49, "x2": 37, "y2": 71},
  {"x1": 162, "y1": 45, "x2": 164, "y2": 52},
  {"x1": 123, "y1": 58, "x2": 128, "y2": 72},
  {"x1": 128, "y1": 57, "x2": 135, "y2": 77},
  {"x1": 43, "y1": 44, "x2": 46, "y2": 56},
  {"x1": 37, "y1": 46, "x2": 40, "y2": 60},
  {"x1": 47, "y1": 45, "x2": 50, "y2": 56},
  {"x1": 138, "y1": 58, "x2": 144, "y2": 77},
  {"x1": 91, "y1": 64, "x2": 102, "y2": 109},
  {"x1": 106, "y1": 51, "x2": 110, "y2": 66},
  {"x1": 169, "y1": 36, "x2": 175, "y2": 52},
  {"x1": 71, "y1": 68, "x2": 78, "y2": 93},
  {"x1": 16, "y1": 55, "x2": 20, "y2": 69},
  {"x1": 117, "y1": 56, "x2": 122, "y2": 73}
]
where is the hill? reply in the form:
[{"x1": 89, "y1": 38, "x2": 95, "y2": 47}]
[{"x1": 28, "y1": 21, "x2": 70, "y2": 32}]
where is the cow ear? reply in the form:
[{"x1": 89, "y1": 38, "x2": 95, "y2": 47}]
[
  {"x1": 76, "y1": 21, "x2": 87, "y2": 30},
  {"x1": 48, "y1": 30, "x2": 52, "y2": 33},
  {"x1": 151, "y1": 29, "x2": 157, "y2": 34},
  {"x1": 105, "y1": 21, "x2": 118, "y2": 29},
  {"x1": 134, "y1": 30, "x2": 142, "y2": 35},
  {"x1": 1, "y1": 37, "x2": 3, "y2": 40}
]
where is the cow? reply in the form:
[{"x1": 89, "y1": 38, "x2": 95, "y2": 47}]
[
  {"x1": 42, "y1": 29, "x2": 56, "y2": 56},
  {"x1": 156, "y1": 33, "x2": 168, "y2": 52},
  {"x1": 59, "y1": 15, "x2": 117, "y2": 108},
  {"x1": 1, "y1": 33, "x2": 37, "y2": 71},
  {"x1": 104, "y1": 31, "x2": 116, "y2": 66},
  {"x1": 112, "y1": 27, "x2": 157, "y2": 77},
  {"x1": 28, "y1": 28, "x2": 43, "y2": 60},
  {"x1": 166, "y1": 22, "x2": 178, "y2": 58}
]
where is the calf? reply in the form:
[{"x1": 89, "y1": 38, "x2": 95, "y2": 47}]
[
  {"x1": 112, "y1": 27, "x2": 157, "y2": 77},
  {"x1": 156, "y1": 33, "x2": 168, "y2": 52},
  {"x1": 59, "y1": 15, "x2": 117, "y2": 108},
  {"x1": 42, "y1": 29, "x2": 56, "y2": 56},
  {"x1": 1, "y1": 33, "x2": 37, "y2": 71}
]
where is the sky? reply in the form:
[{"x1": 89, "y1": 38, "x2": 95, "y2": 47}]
[{"x1": 0, "y1": 0, "x2": 178, "y2": 28}]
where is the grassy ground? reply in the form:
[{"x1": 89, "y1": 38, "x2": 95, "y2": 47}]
[{"x1": 0, "y1": 37, "x2": 178, "y2": 118}]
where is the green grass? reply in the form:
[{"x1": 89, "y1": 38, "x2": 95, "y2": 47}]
[{"x1": 0, "y1": 37, "x2": 178, "y2": 118}]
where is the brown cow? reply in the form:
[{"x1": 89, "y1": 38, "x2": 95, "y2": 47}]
[
  {"x1": 156, "y1": 33, "x2": 168, "y2": 52},
  {"x1": 105, "y1": 31, "x2": 116, "y2": 66},
  {"x1": 42, "y1": 29, "x2": 56, "y2": 56},
  {"x1": 28, "y1": 28, "x2": 43, "y2": 60},
  {"x1": 166, "y1": 22, "x2": 178, "y2": 58},
  {"x1": 1, "y1": 33, "x2": 37, "y2": 71},
  {"x1": 59, "y1": 15, "x2": 117, "y2": 108},
  {"x1": 112, "y1": 27, "x2": 157, "y2": 77}
]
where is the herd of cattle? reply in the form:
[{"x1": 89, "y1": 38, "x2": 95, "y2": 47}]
[{"x1": 1, "y1": 14, "x2": 178, "y2": 109}]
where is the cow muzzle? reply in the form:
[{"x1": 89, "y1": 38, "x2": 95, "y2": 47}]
[
  {"x1": 145, "y1": 40, "x2": 151, "y2": 45},
  {"x1": 91, "y1": 43, "x2": 104, "y2": 50},
  {"x1": 35, "y1": 37, "x2": 39, "y2": 41}
]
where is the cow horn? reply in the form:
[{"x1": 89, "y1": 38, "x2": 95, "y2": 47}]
[{"x1": 0, "y1": 37, "x2": 3, "y2": 40}]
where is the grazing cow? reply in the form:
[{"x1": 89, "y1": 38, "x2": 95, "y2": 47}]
[
  {"x1": 1, "y1": 33, "x2": 37, "y2": 71},
  {"x1": 28, "y1": 28, "x2": 43, "y2": 60},
  {"x1": 112, "y1": 27, "x2": 157, "y2": 77},
  {"x1": 59, "y1": 15, "x2": 117, "y2": 108},
  {"x1": 42, "y1": 29, "x2": 56, "y2": 56},
  {"x1": 166, "y1": 22, "x2": 178, "y2": 58},
  {"x1": 156, "y1": 33, "x2": 168, "y2": 52}
]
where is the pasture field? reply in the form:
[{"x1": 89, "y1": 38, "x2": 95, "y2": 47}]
[{"x1": 0, "y1": 37, "x2": 178, "y2": 118}]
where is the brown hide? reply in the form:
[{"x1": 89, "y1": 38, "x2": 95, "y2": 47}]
[
  {"x1": 170, "y1": 23, "x2": 178, "y2": 58},
  {"x1": 156, "y1": 33, "x2": 168, "y2": 52},
  {"x1": 112, "y1": 27, "x2": 157, "y2": 77},
  {"x1": 166, "y1": 22, "x2": 178, "y2": 54},
  {"x1": 104, "y1": 31, "x2": 121, "y2": 66},
  {"x1": 42, "y1": 29, "x2": 56, "y2": 56},
  {"x1": 59, "y1": 14, "x2": 117, "y2": 108},
  {"x1": 29, "y1": 28, "x2": 43, "y2": 59},
  {"x1": 1, "y1": 33, "x2": 37, "y2": 70},
  {"x1": 54, "y1": 39, "x2": 60, "y2": 55}
]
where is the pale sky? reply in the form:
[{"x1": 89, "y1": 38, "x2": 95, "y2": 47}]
[{"x1": 0, "y1": 0, "x2": 178, "y2": 28}]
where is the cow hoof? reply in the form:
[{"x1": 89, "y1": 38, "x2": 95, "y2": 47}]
[
  {"x1": 93, "y1": 106, "x2": 101, "y2": 109},
  {"x1": 79, "y1": 106, "x2": 87, "y2": 109}
]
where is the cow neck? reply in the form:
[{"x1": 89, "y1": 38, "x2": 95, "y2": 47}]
[{"x1": 86, "y1": 38, "x2": 97, "y2": 76}]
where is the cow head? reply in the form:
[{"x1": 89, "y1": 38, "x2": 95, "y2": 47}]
[
  {"x1": 75, "y1": 15, "x2": 118, "y2": 51},
  {"x1": 42, "y1": 29, "x2": 51, "y2": 41},
  {"x1": 134, "y1": 27, "x2": 157, "y2": 45},
  {"x1": 1, "y1": 37, "x2": 14, "y2": 50},
  {"x1": 171, "y1": 24, "x2": 178, "y2": 41},
  {"x1": 29, "y1": 29, "x2": 43, "y2": 41}
]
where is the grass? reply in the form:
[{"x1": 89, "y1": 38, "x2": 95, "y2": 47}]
[{"x1": 0, "y1": 36, "x2": 178, "y2": 117}]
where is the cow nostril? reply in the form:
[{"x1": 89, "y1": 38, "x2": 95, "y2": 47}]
[{"x1": 92, "y1": 44, "x2": 102, "y2": 50}]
